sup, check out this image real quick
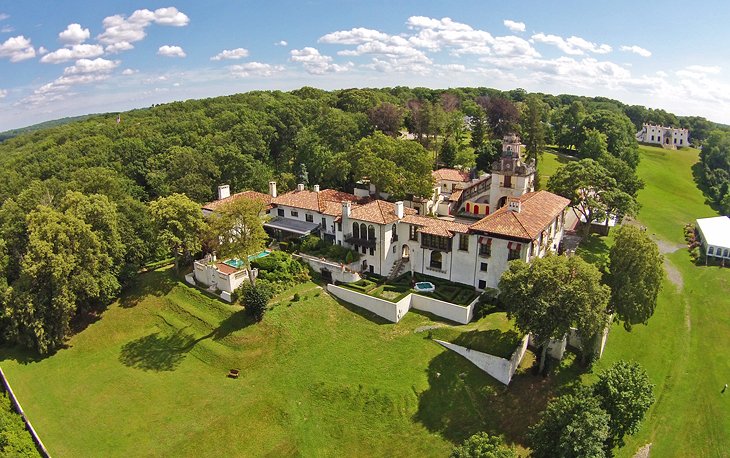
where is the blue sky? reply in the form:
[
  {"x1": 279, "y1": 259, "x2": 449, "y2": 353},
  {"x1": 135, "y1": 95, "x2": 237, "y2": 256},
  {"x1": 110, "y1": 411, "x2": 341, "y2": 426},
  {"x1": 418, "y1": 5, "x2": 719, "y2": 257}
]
[{"x1": 1, "y1": 0, "x2": 730, "y2": 130}]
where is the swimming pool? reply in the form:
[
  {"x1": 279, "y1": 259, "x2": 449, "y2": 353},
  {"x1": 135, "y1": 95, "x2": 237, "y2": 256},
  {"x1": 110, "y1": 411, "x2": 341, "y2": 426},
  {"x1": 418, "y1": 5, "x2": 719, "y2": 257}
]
[
  {"x1": 414, "y1": 282, "x2": 436, "y2": 293},
  {"x1": 223, "y1": 251, "x2": 271, "y2": 269}
]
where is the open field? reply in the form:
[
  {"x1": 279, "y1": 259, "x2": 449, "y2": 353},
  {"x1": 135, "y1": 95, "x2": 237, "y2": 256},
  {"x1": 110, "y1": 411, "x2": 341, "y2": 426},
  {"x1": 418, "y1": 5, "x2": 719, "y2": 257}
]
[
  {"x1": 0, "y1": 269, "x2": 581, "y2": 457},
  {"x1": 577, "y1": 145, "x2": 730, "y2": 457}
]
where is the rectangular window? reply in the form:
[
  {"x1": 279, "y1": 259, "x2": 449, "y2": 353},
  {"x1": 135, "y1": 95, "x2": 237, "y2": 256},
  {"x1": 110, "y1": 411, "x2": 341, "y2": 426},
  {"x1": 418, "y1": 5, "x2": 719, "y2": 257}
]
[
  {"x1": 291, "y1": 210, "x2": 299, "y2": 217},
  {"x1": 503, "y1": 175, "x2": 512, "y2": 188},
  {"x1": 337, "y1": 222, "x2": 342, "y2": 232},
  {"x1": 508, "y1": 247, "x2": 522, "y2": 261},
  {"x1": 305, "y1": 214, "x2": 314, "y2": 223},
  {"x1": 321, "y1": 217, "x2": 327, "y2": 228},
  {"x1": 369, "y1": 247, "x2": 375, "y2": 256},
  {"x1": 709, "y1": 247, "x2": 714, "y2": 255},
  {"x1": 361, "y1": 246, "x2": 366, "y2": 254},
  {"x1": 459, "y1": 234, "x2": 469, "y2": 251},
  {"x1": 421, "y1": 233, "x2": 450, "y2": 251},
  {"x1": 479, "y1": 238, "x2": 492, "y2": 257},
  {"x1": 480, "y1": 262, "x2": 488, "y2": 272},
  {"x1": 478, "y1": 280, "x2": 486, "y2": 289},
  {"x1": 277, "y1": 208, "x2": 285, "y2": 217},
  {"x1": 409, "y1": 225, "x2": 419, "y2": 241},
  {"x1": 393, "y1": 245, "x2": 396, "y2": 254}
]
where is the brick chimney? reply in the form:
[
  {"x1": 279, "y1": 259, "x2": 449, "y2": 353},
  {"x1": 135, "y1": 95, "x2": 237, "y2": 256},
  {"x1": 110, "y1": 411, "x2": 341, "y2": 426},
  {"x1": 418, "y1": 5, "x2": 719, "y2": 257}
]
[{"x1": 217, "y1": 185, "x2": 230, "y2": 200}]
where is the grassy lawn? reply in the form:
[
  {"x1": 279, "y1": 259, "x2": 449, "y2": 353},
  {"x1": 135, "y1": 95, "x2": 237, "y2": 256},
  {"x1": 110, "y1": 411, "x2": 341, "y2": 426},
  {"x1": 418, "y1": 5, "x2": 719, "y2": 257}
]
[
  {"x1": 539, "y1": 148, "x2": 576, "y2": 182},
  {"x1": 0, "y1": 269, "x2": 580, "y2": 457},
  {"x1": 577, "y1": 145, "x2": 730, "y2": 457}
]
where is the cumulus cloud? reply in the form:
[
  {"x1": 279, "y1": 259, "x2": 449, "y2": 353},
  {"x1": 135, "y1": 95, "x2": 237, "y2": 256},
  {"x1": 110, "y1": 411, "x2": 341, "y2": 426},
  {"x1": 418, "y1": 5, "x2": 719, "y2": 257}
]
[
  {"x1": 158, "y1": 45, "x2": 186, "y2": 58},
  {"x1": 504, "y1": 20, "x2": 526, "y2": 32},
  {"x1": 290, "y1": 47, "x2": 351, "y2": 74},
  {"x1": 320, "y1": 27, "x2": 393, "y2": 45},
  {"x1": 531, "y1": 33, "x2": 611, "y2": 55},
  {"x1": 40, "y1": 44, "x2": 104, "y2": 63},
  {"x1": 0, "y1": 35, "x2": 35, "y2": 62},
  {"x1": 620, "y1": 45, "x2": 651, "y2": 58},
  {"x1": 105, "y1": 41, "x2": 134, "y2": 54},
  {"x1": 121, "y1": 68, "x2": 138, "y2": 75},
  {"x1": 0, "y1": 89, "x2": 6, "y2": 98},
  {"x1": 274, "y1": 40, "x2": 287, "y2": 46},
  {"x1": 229, "y1": 62, "x2": 285, "y2": 77},
  {"x1": 97, "y1": 7, "x2": 189, "y2": 51},
  {"x1": 211, "y1": 47, "x2": 249, "y2": 61},
  {"x1": 59, "y1": 23, "x2": 90, "y2": 45},
  {"x1": 21, "y1": 58, "x2": 120, "y2": 106}
]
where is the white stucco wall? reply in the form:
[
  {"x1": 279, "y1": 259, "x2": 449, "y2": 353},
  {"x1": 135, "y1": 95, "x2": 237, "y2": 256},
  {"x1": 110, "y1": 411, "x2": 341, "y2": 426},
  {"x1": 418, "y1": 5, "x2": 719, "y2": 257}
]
[
  {"x1": 410, "y1": 294, "x2": 475, "y2": 324},
  {"x1": 295, "y1": 253, "x2": 362, "y2": 283},
  {"x1": 435, "y1": 340, "x2": 514, "y2": 385},
  {"x1": 327, "y1": 284, "x2": 403, "y2": 322}
]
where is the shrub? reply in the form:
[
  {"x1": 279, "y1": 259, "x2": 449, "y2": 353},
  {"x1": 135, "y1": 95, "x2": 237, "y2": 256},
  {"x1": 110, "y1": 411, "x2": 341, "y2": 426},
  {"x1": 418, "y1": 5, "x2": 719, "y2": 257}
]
[
  {"x1": 451, "y1": 432, "x2": 516, "y2": 458},
  {"x1": 253, "y1": 251, "x2": 310, "y2": 287},
  {"x1": 345, "y1": 249, "x2": 354, "y2": 264},
  {"x1": 300, "y1": 235, "x2": 323, "y2": 253},
  {"x1": 0, "y1": 392, "x2": 38, "y2": 457},
  {"x1": 292, "y1": 293, "x2": 301, "y2": 302},
  {"x1": 242, "y1": 284, "x2": 272, "y2": 322}
]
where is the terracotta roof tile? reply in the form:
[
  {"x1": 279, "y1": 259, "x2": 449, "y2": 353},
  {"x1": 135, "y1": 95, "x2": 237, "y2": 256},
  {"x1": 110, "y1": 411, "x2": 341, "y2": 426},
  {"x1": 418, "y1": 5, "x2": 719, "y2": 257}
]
[
  {"x1": 348, "y1": 200, "x2": 417, "y2": 225},
  {"x1": 401, "y1": 215, "x2": 470, "y2": 238},
  {"x1": 272, "y1": 188, "x2": 359, "y2": 213},
  {"x1": 448, "y1": 189, "x2": 463, "y2": 202},
  {"x1": 469, "y1": 191, "x2": 570, "y2": 240},
  {"x1": 215, "y1": 262, "x2": 239, "y2": 275},
  {"x1": 202, "y1": 191, "x2": 272, "y2": 212},
  {"x1": 432, "y1": 168, "x2": 470, "y2": 182}
]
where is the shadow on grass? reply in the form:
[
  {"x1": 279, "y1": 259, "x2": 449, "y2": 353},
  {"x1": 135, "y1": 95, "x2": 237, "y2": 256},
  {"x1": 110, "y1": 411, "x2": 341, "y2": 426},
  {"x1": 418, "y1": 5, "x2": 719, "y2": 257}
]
[
  {"x1": 119, "y1": 269, "x2": 176, "y2": 309},
  {"x1": 414, "y1": 348, "x2": 587, "y2": 446},
  {"x1": 575, "y1": 234, "x2": 609, "y2": 269},
  {"x1": 329, "y1": 295, "x2": 394, "y2": 325},
  {"x1": 119, "y1": 309, "x2": 255, "y2": 371}
]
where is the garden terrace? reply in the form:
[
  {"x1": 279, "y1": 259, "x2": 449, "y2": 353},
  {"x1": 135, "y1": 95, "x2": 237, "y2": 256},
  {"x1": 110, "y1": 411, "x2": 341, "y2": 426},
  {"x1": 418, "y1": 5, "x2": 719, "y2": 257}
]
[{"x1": 342, "y1": 272, "x2": 480, "y2": 306}]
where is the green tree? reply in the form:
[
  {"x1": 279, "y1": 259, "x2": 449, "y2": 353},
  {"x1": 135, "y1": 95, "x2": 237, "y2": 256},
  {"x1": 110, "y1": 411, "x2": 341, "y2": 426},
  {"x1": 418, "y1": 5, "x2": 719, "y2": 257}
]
[
  {"x1": 578, "y1": 128, "x2": 609, "y2": 160},
  {"x1": 580, "y1": 109, "x2": 639, "y2": 169},
  {"x1": 547, "y1": 159, "x2": 635, "y2": 237},
  {"x1": 553, "y1": 101, "x2": 585, "y2": 151},
  {"x1": 367, "y1": 102, "x2": 404, "y2": 137},
  {"x1": 521, "y1": 94, "x2": 548, "y2": 168},
  {"x1": 529, "y1": 389, "x2": 610, "y2": 458},
  {"x1": 242, "y1": 283, "x2": 272, "y2": 322},
  {"x1": 607, "y1": 226, "x2": 664, "y2": 330},
  {"x1": 149, "y1": 194, "x2": 207, "y2": 273},
  {"x1": 450, "y1": 432, "x2": 516, "y2": 458},
  {"x1": 470, "y1": 111, "x2": 488, "y2": 150},
  {"x1": 440, "y1": 138, "x2": 458, "y2": 168},
  {"x1": 207, "y1": 198, "x2": 268, "y2": 285},
  {"x1": 593, "y1": 361, "x2": 655, "y2": 450},
  {"x1": 499, "y1": 254, "x2": 610, "y2": 372}
]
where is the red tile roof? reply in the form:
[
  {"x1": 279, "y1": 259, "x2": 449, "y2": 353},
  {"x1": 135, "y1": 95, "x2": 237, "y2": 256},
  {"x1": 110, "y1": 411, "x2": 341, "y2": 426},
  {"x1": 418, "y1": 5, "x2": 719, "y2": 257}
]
[
  {"x1": 348, "y1": 200, "x2": 417, "y2": 225},
  {"x1": 202, "y1": 191, "x2": 272, "y2": 212},
  {"x1": 215, "y1": 262, "x2": 239, "y2": 275},
  {"x1": 448, "y1": 189, "x2": 463, "y2": 202},
  {"x1": 272, "y1": 188, "x2": 359, "y2": 213},
  {"x1": 469, "y1": 191, "x2": 570, "y2": 240},
  {"x1": 432, "y1": 168, "x2": 470, "y2": 182},
  {"x1": 401, "y1": 214, "x2": 470, "y2": 238}
]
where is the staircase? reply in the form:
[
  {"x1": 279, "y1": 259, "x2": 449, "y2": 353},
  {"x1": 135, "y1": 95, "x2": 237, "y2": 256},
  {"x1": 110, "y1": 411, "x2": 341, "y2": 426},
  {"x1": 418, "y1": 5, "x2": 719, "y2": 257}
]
[{"x1": 388, "y1": 257, "x2": 408, "y2": 280}]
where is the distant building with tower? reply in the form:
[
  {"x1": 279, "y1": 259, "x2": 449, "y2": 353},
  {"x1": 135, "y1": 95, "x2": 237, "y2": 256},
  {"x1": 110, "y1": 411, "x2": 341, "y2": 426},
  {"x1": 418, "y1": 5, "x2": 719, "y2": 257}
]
[{"x1": 636, "y1": 123, "x2": 689, "y2": 149}]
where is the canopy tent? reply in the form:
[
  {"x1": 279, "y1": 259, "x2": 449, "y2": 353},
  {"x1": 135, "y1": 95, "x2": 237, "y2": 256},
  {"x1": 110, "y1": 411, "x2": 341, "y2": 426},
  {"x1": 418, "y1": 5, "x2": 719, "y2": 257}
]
[{"x1": 696, "y1": 216, "x2": 730, "y2": 259}]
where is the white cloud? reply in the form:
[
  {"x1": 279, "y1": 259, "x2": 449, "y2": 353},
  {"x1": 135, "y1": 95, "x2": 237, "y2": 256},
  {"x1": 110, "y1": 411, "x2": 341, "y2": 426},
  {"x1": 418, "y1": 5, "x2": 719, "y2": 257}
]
[
  {"x1": 274, "y1": 40, "x2": 287, "y2": 46},
  {"x1": 121, "y1": 68, "x2": 138, "y2": 75},
  {"x1": 40, "y1": 44, "x2": 104, "y2": 63},
  {"x1": 0, "y1": 13, "x2": 8, "y2": 21},
  {"x1": 38, "y1": 46, "x2": 47, "y2": 55},
  {"x1": 211, "y1": 48, "x2": 249, "y2": 61},
  {"x1": 620, "y1": 45, "x2": 651, "y2": 58},
  {"x1": 0, "y1": 35, "x2": 35, "y2": 62},
  {"x1": 158, "y1": 45, "x2": 186, "y2": 58},
  {"x1": 229, "y1": 62, "x2": 285, "y2": 77},
  {"x1": 0, "y1": 89, "x2": 6, "y2": 98},
  {"x1": 97, "y1": 7, "x2": 189, "y2": 50},
  {"x1": 290, "y1": 47, "x2": 351, "y2": 74},
  {"x1": 320, "y1": 27, "x2": 392, "y2": 45},
  {"x1": 59, "y1": 23, "x2": 90, "y2": 45},
  {"x1": 1, "y1": 26, "x2": 14, "y2": 33},
  {"x1": 531, "y1": 33, "x2": 611, "y2": 55},
  {"x1": 105, "y1": 41, "x2": 134, "y2": 53},
  {"x1": 656, "y1": 70, "x2": 668, "y2": 78},
  {"x1": 684, "y1": 65, "x2": 721, "y2": 74},
  {"x1": 504, "y1": 20, "x2": 526, "y2": 33},
  {"x1": 20, "y1": 58, "x2": 120, "y2": 106}
]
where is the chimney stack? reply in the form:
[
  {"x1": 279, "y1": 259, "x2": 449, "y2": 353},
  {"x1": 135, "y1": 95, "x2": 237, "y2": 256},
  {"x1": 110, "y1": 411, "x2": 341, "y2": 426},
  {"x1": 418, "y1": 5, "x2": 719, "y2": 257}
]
[
  {"x1": 217, "y1": 185, "x2": 230, "y2": 200},
  {"x1": 297, "y1": 183, "x2": 305, "y2": 192},
  {"x1": 395, "y1": 201, "x2": 404, "y2": 219},
  {"x1": 507, "y1": 197, "x2": 521, "y2": 213},
  {"x1": 342, "y1": 201, "x2": 352, "y2": 218},
  {"x1": 313, "y1": 184, "x2": 320, "y2": 193},
  {"x1": 268, "y1": 181, "x2": 277, "y2": 198}
]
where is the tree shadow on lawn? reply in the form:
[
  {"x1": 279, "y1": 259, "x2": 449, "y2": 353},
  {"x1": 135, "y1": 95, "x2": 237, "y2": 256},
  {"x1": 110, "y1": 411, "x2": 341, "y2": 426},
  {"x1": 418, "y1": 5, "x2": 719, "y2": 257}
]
[
  {"x1": 119, "y1": 309, "x2": 255, "y2": 371},
  {"x1": 449, "y1": 329, "x2": 522, "y2": 359},
  {"x1": 414, "y1": 347, "x2": 586, "y2": 447},
  {"x1": 575, "y1": 234, "x2": 610, "y2": 269},
  {"x1": 329, "y1": 296, "x2": 395, "y2": 325},
  {"x1": 119, "y1": 269, "x2": 176, "y2": 309}
]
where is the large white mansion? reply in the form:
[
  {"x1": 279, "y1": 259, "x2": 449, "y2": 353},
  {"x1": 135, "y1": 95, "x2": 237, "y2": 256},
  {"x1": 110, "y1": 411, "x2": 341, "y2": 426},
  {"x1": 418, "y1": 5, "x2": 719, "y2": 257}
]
[
  {"x1": 203, "y1": 135, "x2": 570, "y2": 291},
  {"x1": 636, "y1": 123, "x2": 689, "y2": 149}
]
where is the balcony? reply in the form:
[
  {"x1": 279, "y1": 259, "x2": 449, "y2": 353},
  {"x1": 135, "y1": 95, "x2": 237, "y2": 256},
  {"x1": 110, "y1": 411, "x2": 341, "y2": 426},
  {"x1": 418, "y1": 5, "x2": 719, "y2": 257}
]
[{"x1": 344, "y1": 233, "x2": 377, "y2": 248}]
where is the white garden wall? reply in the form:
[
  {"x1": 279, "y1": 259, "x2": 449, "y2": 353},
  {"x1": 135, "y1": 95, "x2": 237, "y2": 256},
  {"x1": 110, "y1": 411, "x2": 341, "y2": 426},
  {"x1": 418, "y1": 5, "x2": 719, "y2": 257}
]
[
  {"x1": 410, "y1": 294, "x2": 475, "y2": 324},
  {"x1": 327, "y1": 284, "x2": 402, "y2": 322},
  {"x1": 295, "y1": 253, "x2": 361, "y2": 283}
]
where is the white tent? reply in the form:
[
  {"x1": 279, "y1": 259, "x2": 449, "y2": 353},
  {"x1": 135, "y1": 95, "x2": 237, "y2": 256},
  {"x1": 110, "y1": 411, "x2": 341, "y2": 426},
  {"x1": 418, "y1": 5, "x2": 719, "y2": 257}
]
[{"x1": 696, "y1": 216, "x2": 730, "y2": 259}]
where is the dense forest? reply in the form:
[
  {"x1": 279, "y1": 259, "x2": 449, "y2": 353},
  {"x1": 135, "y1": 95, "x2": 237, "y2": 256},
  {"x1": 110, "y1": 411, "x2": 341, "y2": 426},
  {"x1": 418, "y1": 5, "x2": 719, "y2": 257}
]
[{"x1": 0, "y1": 85, "x2": 726, "y2": 355}]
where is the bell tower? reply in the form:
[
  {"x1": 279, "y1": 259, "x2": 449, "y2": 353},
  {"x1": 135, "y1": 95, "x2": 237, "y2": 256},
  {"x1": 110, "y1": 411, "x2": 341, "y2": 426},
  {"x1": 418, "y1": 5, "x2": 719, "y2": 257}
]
[{"x1": 488, "y1": 134, "x2": 536, "y2": 210}]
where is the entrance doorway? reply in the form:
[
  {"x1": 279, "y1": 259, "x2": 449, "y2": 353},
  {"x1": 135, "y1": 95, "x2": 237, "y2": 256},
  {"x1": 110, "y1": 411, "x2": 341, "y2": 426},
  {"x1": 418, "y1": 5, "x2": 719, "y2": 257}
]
[{"x1": 401, "y1": 244, "x2": 410, "y2": 259}]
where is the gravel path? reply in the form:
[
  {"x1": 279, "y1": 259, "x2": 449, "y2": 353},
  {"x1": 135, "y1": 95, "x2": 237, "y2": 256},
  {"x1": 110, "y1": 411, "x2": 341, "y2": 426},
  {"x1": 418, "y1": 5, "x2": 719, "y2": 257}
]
[{"x1": 633, "y1": 443, "x2": 652, "y2": 458}]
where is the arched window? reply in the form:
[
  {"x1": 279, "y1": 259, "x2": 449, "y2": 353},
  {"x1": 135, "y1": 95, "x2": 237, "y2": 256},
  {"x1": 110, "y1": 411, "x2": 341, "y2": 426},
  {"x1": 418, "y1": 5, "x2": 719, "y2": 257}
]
[
  {"x1": 430, "y1": 251, "x2": 443, "y2": 270},
  {"x1": 352, "y1": 222, "x2": 359, "y2": 239},
  {"x1": 466, "y1": 202, "x2": 470, "y2": 212},
  {"x1": 360, "y1": 223, "x2": 367, "y2": 240},
  {"x1": 474, "y1": 204, "x2": 480, "y2": 214},
  {"x1": 709, "y1": 247, "x2": 714, "y2": 255},
  {"x1": 368, "y1": 225, "x2": 376, "y2": 241}
]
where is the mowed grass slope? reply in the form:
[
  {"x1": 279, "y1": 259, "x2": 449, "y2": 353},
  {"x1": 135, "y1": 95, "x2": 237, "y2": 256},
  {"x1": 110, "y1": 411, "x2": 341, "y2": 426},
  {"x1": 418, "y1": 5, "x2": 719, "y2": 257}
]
[
  {"x1": 0, "y1": 270, "x2": 572, "y2": 457},
  {"x1": 582, "y1": 145, "x2": 730, "y2": 457}
]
